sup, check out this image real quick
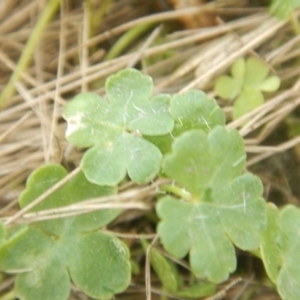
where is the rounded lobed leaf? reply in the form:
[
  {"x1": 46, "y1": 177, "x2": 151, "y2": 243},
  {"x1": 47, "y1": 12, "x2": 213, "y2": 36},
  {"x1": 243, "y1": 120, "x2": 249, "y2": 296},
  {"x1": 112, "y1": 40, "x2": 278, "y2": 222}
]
[
  {"x1": 19, "y1": 164, "x2": 118, "y2": 237},
  {"x1": 232, "y1": 87, "x2": 264, "y2": 120},
  {"x1": 1, "y1": 164, "x2": 132, "y2": 300},
  {"x1": 260, "y1": 203, "x2": 281, "y2": 284},
  {"x1": 82, "y1": 132, "x2": 162, "y2": 185},
  {"x1": 214, "y1": 56, "x2": 281, "y2": 121},
  {"x1": 214, "y1": 75, "x2": 241, "y2": 100},
  {"x1": 231, "y1": 57, "x2": 245, "y2": 82},
  {"x1": 162, "y1": 127, "x2": 246, "y2": 198},
  {"x1": 158, "y1": 128, "x2": 267, "y2": 283},
  {"x1": 260, "y1": 205, "x2": 300, "y2": 300},
  {"x1": 0, "y1": 227, "x2": 71, "y2": 300},
  {"x1": 106, "y1": 68, "x2": 153, "y2": 108},
  {"x1": 277, "y1": 206, "x2": 300, "y2": 299},
  {"x1": 214, "y1": 58, "x2": 245, "y2": 100},
  {"x1": 213, "y1": 173, "x2": 266, "y2": 250},
  {"x1": 157, "y1": 197, "x2": 236, "y2": 283},
  {"x1": 259, "y1": 76, "x2": 281, "y2": 92},
  {"x1": 0, "y1": 227, "x2": 55, "y2": 272},
  {"x1": 68, "y1": 232, "x2": 131, "y2": 299},
  {"x1": 145, "y1": 89, "x2": 225, "y2": 155},
  {"x1": 170, "y1": 90, "x2": 225, "y2": 134},
  {"x1": 244, "y1": 57, "x2": 269, "y2": 86},
  {"x1": 63, "y1": 69, "x2": 174, "y2": 185},
  {"x1": 157, "y1": 197, "x2": 192, "y2": 258},
  {"x1": 15, "y1": 259, "x2": 70, "y2": 300},
  {"x1": 63, "y1": 92, "x2": 121, "y2": 148}
]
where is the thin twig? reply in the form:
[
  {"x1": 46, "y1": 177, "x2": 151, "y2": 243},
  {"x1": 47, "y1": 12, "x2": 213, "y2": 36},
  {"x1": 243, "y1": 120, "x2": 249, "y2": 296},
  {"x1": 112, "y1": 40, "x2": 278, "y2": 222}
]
[
  {"x1": 5, "y1": 167, "x2": 81, "y2": 226},
  {"x1": 146, "y1": 234, "x2": 159, "y2": 300}
]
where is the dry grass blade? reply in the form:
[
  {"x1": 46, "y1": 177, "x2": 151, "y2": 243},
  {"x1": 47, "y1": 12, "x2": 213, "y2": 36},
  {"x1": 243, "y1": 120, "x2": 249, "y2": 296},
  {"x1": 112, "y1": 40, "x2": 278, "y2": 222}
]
[{"x1": 4, "y1": 167, "x2": 81, "y2": 226}]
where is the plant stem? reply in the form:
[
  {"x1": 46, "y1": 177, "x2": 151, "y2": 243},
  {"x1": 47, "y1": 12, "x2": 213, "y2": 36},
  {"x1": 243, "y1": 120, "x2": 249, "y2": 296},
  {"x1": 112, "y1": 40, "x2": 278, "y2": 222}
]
[{"x1": 160, "y1": 184, "x2": 193, "y2": 201}]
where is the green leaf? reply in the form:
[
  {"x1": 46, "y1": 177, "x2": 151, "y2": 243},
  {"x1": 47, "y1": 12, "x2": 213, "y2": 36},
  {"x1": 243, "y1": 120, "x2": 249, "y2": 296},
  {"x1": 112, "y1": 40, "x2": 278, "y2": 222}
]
[
  {"x1": 170, "y1": 90, "x2": 225, "y2": 134},
  {"x1": 214, "y1": 57, "x2": 280, "y2": 120},
  {"x1": 277, "y1": 206, "x2": 300, "y2": 299},
  {"x1": 162, "y1": 127, "x2": 246, "y2": 198},
  {"x1": 214, "y1": 76, "x2": 241, "y2": 100},
  {"x1": 0, "y1": 164, "x2": 131, "y2": 300},
  {"x1": 144, "y1": 134, "x2": 174, "y2": 155},
  {"x1": 1, "y1": 227, "x2": 70, "y2": 300},
  {"x1": 231, "y1": 57, "x2": 245, "y2": 81},
  {"x1": 176, "y1": 282, "x2": 216, "y2": 298},
  {"x1": 141, "y1": 240, "x2": 215, "y2": 298},
  {"x1": 260, "y1": 205, "x2": 300, "y2": 299},
  {"x1": 20, "y1": 164, "x2": 118, "y2": 237},
  {"x1": 158, "y1": 128, "x2": 267, "y2": 283},
  {"x1": 269, "y1": 0, "x2": 300, "y2": 19},
  {"x1": 81, "y1": 132, "x2": 163, "y2": 185},
  {"x1": 63, "y1": 68, "x2": 174, "y2": 185},
  {"x1": 232, "y1": 87, "x2": 264, "y2": 120},
  {"x1": 214, "y1": 58, "x2": 244, "y2": 100},
  {"x1": 260, "y1": 203, "x2": 281, "y2": 284},
  {"x1": 142, "y1": 240, "x2": 180, "y2": 293},
  {"x1": 244, "y1": 57, "x2": 269, "y2": 87},
  {"x1": 68, "y1": 232, "x2": 130, "y2": 299},
  {"x1": 259, "y1": 76, "x2": 281, "y2": 92},
  {"x1": 145, "y1": 90, "x2": 225, "y2": 155}
]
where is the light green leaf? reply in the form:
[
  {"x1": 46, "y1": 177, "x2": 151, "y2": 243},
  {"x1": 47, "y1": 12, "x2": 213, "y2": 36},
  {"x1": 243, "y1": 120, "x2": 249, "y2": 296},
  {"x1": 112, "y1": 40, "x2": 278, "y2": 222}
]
[
  {"x1": 0, "y1": 164, "x2": 131, "y2": 300},
  {"x1": 260, "y1": 205, "x2": 300, "y2": 299},
  {"x1": 15, "y1": 259, "x2": 70, "y2": 300},
  {"x1": 20, "y1": 164, "x2": 118, "y2": 237},
  {"x1": 277, "y1": 206, "x2": 300, "y2": 299},
  {"x1": 232, "y1": 87, "x2": 264, "y2": 120},
  {"x1": 82, "y1": 132, "x2": 162, "y2": 185},
  {"x1": 244, "y1": 57, "x2": 269, "y2": 86},
  {"x1": 141, "y1": 240, "x2": 181, "y2": 293},
  {"x1": 162, "y1": 127, "x2": 246, "y2": 198},
  {"x1": 231, "y1": 57, "x2": 245, "y2": 81},
  {"x1": 260, "y1": 203, "x2": 281, "y2": 284},
  {"x1": 214, "y1": 58, "x2": 245, "y2": 100},
  {"x1": 141, "y1": 240, "x2": 215, "y2": 297},
  {"x1": 269, "y1": 0, "x2": 300, "y2": 19},
  {"x1": 158, "y1": 128, "x2": 267, "y2": 283},
  {"x1": 0, "y1": 227, "x2": 70, "y2": 300},
  {"x1": 145, "y1": 90, "x2": 225, "y2": 155},
  {"x1": 144, "y1": 134, "x2": 174, "y2": 155},
  {"x1": 176, "y1": 282, "x2": 216, "y2": 298},
  {"x1": 63, "y1": 68, "x2": 174, "y2": 185},
  {"x1": 214, "y1": 57, "x2": 280, "y2": 121},
  {"x1": 157, "y1": 197, "x2": 236, "y2": 283},
  {"x1": 170, "y1": 90, "x2": 225, "y2": 134},
  {"x1": 214, "y1": 75, "x2": 241, "y2": 100},
  {"x1": 68, "y1": 232, "x2": 131, "y2": 299},
  {"x1": 259, "y1": 76, "x2": 281, "y2": 92}
]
